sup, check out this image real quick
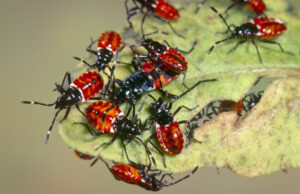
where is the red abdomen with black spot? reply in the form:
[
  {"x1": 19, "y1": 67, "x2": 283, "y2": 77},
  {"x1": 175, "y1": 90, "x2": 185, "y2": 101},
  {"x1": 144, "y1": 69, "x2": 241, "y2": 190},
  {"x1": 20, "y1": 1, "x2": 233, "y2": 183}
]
[
  {"x1": 155, "y1": 0, "x2": 179, "y2": 21},
  {"x1": 111, "y1": 163, "x2": 142, "y2": 184},
  {"x1": 97, "y1": 31, "x2": 122, "y2": 52},
  {"x1": 156, "y1": 118, "x2": 184, "y2": 154},
  {"x1": 250, "y1": 17, "x2": 286, "y2": 39},
  {"x1": 85, "y1": 101, "x2": 123, "y2": 133},
  {"x1": 247, "y1": 0, "x2": 266, "y2": 14},
  {"x1": 141, "y1": 61, "x2": 177, "y2": 89},
  {"x1": 158, "y1": 48, "x2": 187, "y2": 73},
  {"x1": 71, "y1": 71, "x2": 103, "y2": 102}
]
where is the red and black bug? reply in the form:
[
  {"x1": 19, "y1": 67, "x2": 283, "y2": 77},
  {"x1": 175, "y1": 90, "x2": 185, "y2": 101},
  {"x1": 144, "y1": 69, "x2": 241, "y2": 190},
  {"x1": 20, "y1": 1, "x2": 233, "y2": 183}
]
[
  {"x1": 22, "y1": 71, "x2": 104, "y2": 143},
  {"x1": 145, "y1": 95, "x2": 198, "y2": 167},
  {"x1": 208, "y1": 6, "x2": 292, "y2": 63},
  {"x1": 77, "y1": 99, "x2": 156, "y2": 167},
  {"x1": 131, "y1": 37, "x2": 197, "y2": 88},
  {"x1": 110, "y1": 57, "x2": 216, "y2": 117},
  {"x1": 125, "y1": 0, "x2": 182, "y2": 37},
  {"x1": 74, "y1": 150, "x2": 94, "y2": 160},
  {"x1": 93, "y1": 157, "x2": 198, "y2": 191},
  {"x1": 225, "y1": 0, "x2": 267, "y2": 15},
  {"x1": 74, "y1": 31, "x2": 123, "y2": 74}
]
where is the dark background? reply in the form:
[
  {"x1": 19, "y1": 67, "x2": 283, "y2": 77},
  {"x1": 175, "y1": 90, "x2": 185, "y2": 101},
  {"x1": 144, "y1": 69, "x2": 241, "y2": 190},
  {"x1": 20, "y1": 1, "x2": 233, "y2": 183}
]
[{"x1": 1, "y1": 0, "x2": 300, "y2": 193}]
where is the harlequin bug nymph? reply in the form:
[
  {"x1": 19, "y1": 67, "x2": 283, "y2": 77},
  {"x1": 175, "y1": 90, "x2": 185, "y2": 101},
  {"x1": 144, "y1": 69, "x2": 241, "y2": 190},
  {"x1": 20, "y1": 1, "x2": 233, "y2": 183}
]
[
  {"x1": 77, "y1": 98, "x2": 156, "y2": 168},
  {"x1": 93, "y1": 157, "x2": 198, "y2": 191},
  {"x1": 131, "y1": 37, "x2": 197, "y2": 88},
  {"x1": 208, "y1": 6, "x2": 292, "y2": 63},
  {"x1": 145, "y1": 95, "x2": 198, "y2": 167},
  {"x1": 74, "y1": 31, "x2": 123, "y2": 74},
  {"x1": 22, "y1": 71, "x2": 104, "y2": 143},
  {"x1": 225, "y1": 0, "x2": 267, "y2": 15},
  {"x1": 125, "y1": 0, "x2": 183, "y2": 37}
]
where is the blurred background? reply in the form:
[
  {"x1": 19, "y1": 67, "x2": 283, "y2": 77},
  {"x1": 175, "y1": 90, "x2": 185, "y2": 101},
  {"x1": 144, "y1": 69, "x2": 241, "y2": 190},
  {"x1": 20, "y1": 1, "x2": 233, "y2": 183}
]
[{"x1": 1, "y1": 0, "x2": 300, "y2": 193}]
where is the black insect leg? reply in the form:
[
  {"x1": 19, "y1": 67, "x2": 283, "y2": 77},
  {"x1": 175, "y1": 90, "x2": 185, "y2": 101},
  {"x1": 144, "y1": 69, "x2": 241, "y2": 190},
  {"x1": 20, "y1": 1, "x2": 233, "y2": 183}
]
[
  {"x1": 154, "y1": 16, "x2": 185, "y2": 38},
  {"x1": 179, "y1": 120, "x2": 202, "y2": 146},
  {"x1": 45, "y1": 109, "x2": 62, "y2": 144},
  {"x1": 53, "y1": 71, "x2": 71, "y2": 92},
  {"x1": 227, "y1": 40, "x2": 247, "y2": 54},
  {"x1": 143, "y1": 30, "x2": 169, "y2": 37},
  {"x1": 258, "y1": 39, "x2": 294, "y2": 56},
  {"x1": 125, "y1": 0, "x2": 141, "y2": 28},
  {"x1": 133, "y1": 95, "x2": 148, "y2": 123},
  {"x1": 195, "y1": 0, "x2": 208, "y2": 14},
  {"x1": 95, "y1": 134, "x2": 118, "y2": 151},
  {"x1": 59, "y1": 107, "x2": 71, "y2": 123},
  {"x1": 173, "y1": 105, "x2": 198, "y2": 116},
  {"x1": 90, "y1": 155, "x2": 111, "y2": 171},
  {"x1": 73, "y1": 122, "x2": 102, "y2": 137},
  {"x1": 160, "y1": 173, "x2": 174, "y2": 182},
  {"x1": 251, "y1": 37, "x2": 263, "y2": 64},
  {"x1": 60, "y1": 71, "x2": 72, "y2": 87},
  {"x1": 134, "y1": 136, "x2": 157, "y2": 168},
  {"x1": 54, "y1": 83, "x2": 65, "y2": 93},
  {"x1": 120, "y1": 137, "x2": 137, "y2": 165},
  {"x1": 86, "y1": 37, "x2": 99, "y2": 51},
  {"x1": 208, "y1": 36, "x2": 234, "y2": 54},
  {"x1": 146, "y1": 133, "x2": 167, "y2": 168},
  {"x1": 224, "y1": 0, "x2": 239, "y2": 18},
  {"x1": 162, "y1": 40, "x2": 197, "y2": 55},
  {"x1": 163, "y1": 78, "x2": 217, "y2": 100}
]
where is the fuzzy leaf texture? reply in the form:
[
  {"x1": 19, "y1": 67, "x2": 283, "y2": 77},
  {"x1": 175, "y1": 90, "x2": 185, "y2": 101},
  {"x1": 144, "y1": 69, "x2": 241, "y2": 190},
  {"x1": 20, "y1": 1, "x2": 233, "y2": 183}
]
[{"x1": 59, "y1": 0, "x2": 300, "y2": 177}]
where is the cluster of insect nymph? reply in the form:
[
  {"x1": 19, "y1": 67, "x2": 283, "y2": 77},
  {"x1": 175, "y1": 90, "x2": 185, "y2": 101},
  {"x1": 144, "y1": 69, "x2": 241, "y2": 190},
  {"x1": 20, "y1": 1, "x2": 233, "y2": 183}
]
[{"x1": 22, "y1": 0, "x2": 292, "y2": 191}]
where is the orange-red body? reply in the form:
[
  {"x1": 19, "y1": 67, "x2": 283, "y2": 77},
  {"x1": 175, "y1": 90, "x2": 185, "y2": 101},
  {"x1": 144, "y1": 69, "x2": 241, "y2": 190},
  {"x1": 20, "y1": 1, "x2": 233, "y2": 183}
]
[
  {"x1": 156, "y1": 118, "x2": 183, "y2": 154},
  {"x1": 71, "y1": 71, "x2": 103, "y2": 102},
  {"x1": 97, "y1": 31, "x2": 122, "y2": 52},
  {"x1": 246, "y1": 0, "x2": 266, "y2": 14},
  {"x1": 111, "y1": 163, "x2": 142, "y2": 184},
  {"x1": 74, "y1": 150, "x2": 94, "y2": 160},
  {"x1": 250, "y1": 17, "x2": 286, "y2": 39},
  {"x1": 141, "y1": 61, "x2": 177, "y2": 89},
  {"x1": 85, "y1": 101, "x2": 123, "y2": 133},
  {"x1": 155, "y1": 0, "x2": 179, "y2": 21},
  {"x1": 158, "y1": 48, "x2": 187, "y2": 73}
]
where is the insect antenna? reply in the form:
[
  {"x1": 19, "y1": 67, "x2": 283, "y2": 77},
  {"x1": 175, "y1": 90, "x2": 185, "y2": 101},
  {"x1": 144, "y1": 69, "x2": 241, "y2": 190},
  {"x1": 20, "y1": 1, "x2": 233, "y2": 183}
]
[
  {"x1": 164, "y1": 166, "x2": 198, "y2": 187},
  {"x1": 209, "y1": 5, "x2": 233, "y2": 33},
  {"x1": 73, "y1": 56, "x2": 93, "y2": 69},
  {"x1": 21, "y1": 101, "x2": 56, "y2": 107}
]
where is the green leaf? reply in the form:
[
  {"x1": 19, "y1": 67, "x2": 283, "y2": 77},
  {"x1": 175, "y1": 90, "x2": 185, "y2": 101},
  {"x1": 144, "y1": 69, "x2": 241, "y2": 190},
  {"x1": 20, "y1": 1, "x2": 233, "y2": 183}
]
[{"x1": 59, "y1": 0, "x2": 300, "y2": 177}]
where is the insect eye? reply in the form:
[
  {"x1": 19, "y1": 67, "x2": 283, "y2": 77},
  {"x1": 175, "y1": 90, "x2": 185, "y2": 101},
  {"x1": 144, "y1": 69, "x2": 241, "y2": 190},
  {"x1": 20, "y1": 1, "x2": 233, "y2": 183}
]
[{"x1": 92, "y1": 79, "x2": 96, "y2": 84}]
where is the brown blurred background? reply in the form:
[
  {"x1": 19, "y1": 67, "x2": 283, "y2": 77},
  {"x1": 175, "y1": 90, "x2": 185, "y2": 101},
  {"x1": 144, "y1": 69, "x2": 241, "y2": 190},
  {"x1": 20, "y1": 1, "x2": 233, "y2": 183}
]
[{"x1": 1, "y1": 0, "x2": 300, "y2": 193}]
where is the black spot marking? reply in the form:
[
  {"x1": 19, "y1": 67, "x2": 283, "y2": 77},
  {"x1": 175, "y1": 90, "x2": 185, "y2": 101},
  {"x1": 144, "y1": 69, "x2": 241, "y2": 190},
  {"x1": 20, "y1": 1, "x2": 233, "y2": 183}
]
[
  {"x1": 167, "y1": 132, "x2": 172, "y2": 137},
  {"x1": 171, "y1": 145, "x2": 178, "y2": 150},
  {"x1": 169, "y1": 139, "x2": 174, "y2": 143}
]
